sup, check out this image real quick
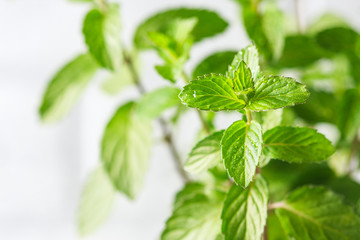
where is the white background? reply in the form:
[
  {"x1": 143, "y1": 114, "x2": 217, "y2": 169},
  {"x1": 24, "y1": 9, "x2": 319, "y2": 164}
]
[{"x1": 0, "y1": 0, "x2": 359, "y2": 239}]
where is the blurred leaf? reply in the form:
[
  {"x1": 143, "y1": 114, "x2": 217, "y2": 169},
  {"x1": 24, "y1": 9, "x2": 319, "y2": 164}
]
[
  {"x1": 221, "y1": 174, "x2": 269, "y2": 240},
  {"x1": 83, "y1": 4, "x2": 122, "y2": 70},
  {"x1": 192, "y1": 51, "x2": 237, "y2": 78},
  {"x1": 293, "y1": 89, "x2": 338, "y2": 124},
  {"x1": 315, "y1": 27, "x2": 359, "y2": 53},
  {"x1": 137, "y1": 86, "x2": 180, "y2": 118},
  {"x1": 155, "y1": 64, "x2": 180, "y2": 83},
  {"x1": 221, "y1": 120, "x2": 262, "y2": 188},
  {"x1": 267, "y1": 213, "x2": 288, "y2": 240},
  {"x1": 262, "y1": 109, "x2": 283, "y2": 133},
  {"x1": 275, "y1": 186, "x2": 360, "y2": 240},
  {"x1": 101, "y1": 62, "x2": 134, "y2": 95},
  {"x1": 262, "y1": 2, "x2": 285, "y2": 60},
  {"x1": 263, "y1": 126, "x2": 334, "y2": 163},
  {"x1": 337, "y1": 89, "x2": 360, "y2": 143},
  {"x1": 134, "y1": 8, "x2": 228, "y2": 49},
  {"x1": 161, "y1": 183, "x2": 224, "y2": 240},
  {"x1": 185, "y1": 130, "x2": 224, "y2": 175},
  {"x1": 277, "y1": 35, "x2": 328, "y2": 68},
  {"x1": 77, "y1": 167, "x2": 115, "y2": 236},
  {"x1": 39, "y1": 53, "x2": 98, "y2": 123},
  {"x1": 248, "y1": 76, "x2": 309, "y2": 111},
  {"x1": 101, "y1": 102, "x2": 152, "y2": 199},
  {"x1": 307, "y1": 13, "x2": 350, "y2": 36}
]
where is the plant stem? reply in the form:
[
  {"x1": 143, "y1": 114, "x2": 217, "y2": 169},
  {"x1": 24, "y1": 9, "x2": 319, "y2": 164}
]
[
  {"x1": 245, "y1": 108, "x2": 252, "y2": 123},
  {"x1": 124, "y1": 51, "x2": 190, "y2": 182},
  {"x1": 263, "y1": 224, "x2": 268, "y2": 240},
  {"x1": 181, "y1": 70, "x2": 212, "y2": 134}
]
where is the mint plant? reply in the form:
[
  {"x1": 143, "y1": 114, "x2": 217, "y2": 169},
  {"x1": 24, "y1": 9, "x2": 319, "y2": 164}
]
[{"x1": 39, "y1": 0, "x2": 360, "y2": 239}]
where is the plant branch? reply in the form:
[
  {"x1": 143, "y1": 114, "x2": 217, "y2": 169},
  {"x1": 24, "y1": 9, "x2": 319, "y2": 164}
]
[
  {"x1": 245, "y1": 108, "x2": 252, "y2": 123},
  {"x1": 124, "y1": 51, "x2": 190, "y2": 182}
]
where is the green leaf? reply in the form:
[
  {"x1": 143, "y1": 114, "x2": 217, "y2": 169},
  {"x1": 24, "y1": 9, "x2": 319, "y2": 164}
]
[
  {"x1": 337, "y1": 89, "x2": 360, "y2": 143},
  {"x1": 221, "y1": 174, "x2": 269, "y2": 240},
  {"x1": 39, "y1": 53, "x2": 98, "y2": 123},
  {"x1": 263, "y1": 126, "x2": 334, "y2": 163},
  {"x1": 185, "y1": 130, "x2": 224, "y2": 175},
  {"x1": 101, "y1": 102, "x2": 152, "y2": 199},
  {"x1": 83, "y1": 4, "x2": 122, "y2": 70},
  {"x1": 161, "y1": 184, "x2": 224, "y2": 240},
  {"x1": 221, "y1": 120, "x2": 262, "y2": 188},
  {"x1": 233, "y1": 61, "x2": 253, "y2": 92},
  {"x1": 155, "y1": 64, "x2": 180, "y2": 83},
  {"x1": 173, "y1": 182, "x2": 206, "y2": 208},
  {"x1": 307, "y1": 13, "x2": 350, "y2": 36},
  {"x1": 179, "y1": 73, "x2": 246, "y2": 111},
  {"x1": 227, "y1": 45, "x2": 260, "y2": 81},
  {"x1": 293, "y1": 89, "x2": 337, "y2": 124},
  {"x1": 136, "y1": 87, "x2": 180, "y2": 118},
  {"x1": 277, "y1": 35, "x2": 328, "y2": 68},
  {"x1": 248, "y1": 75, "x2": 310, "y2": 111},
  {"x1": 77, "y1": 167, "x2": 115, "y2": 236},
  {"x1": 101, "y1": 62, "x2": 134, "y2": 95},
  {"x1": 262, "y1": 2, "x2": 285, "y2": 60},
  {"x1": 316, "y1": 27, "x2": 359, "y2": 53},
  {"x1": 275, "y1": 186, "x2": 360, "y2": 240},
  {"x1": 192, "y1": 51, "x2": 237, "y2": 78},
  {"x1": 262, "y1": 109, "x2": 283, "y2": 133},
  {"x1": 134, "y1": 8, "x2": 228, "y2": 49}
]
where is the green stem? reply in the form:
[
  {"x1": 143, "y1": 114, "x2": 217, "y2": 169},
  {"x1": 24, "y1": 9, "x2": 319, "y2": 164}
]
[
  {"x1": 123, "y1": 50, "x2": 190, "y2": 182},
  {"x1": 245, "y1": 108, "x2": 252, "y2": 123}
]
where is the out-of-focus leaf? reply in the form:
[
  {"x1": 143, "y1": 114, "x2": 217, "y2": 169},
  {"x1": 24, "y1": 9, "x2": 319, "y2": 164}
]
[
  {"x1": 77, "y1": 167, "x2": 115, "y2": 235},
  {"x1": 39, "y1": 53, "x2": 98, "y2": 123},
  {"x1": 262, "y1": 2, "x2": 285, "y2": 60},
  {"x1": 83, "y1": 4, "x2": 122, "y2": 70},
  {"x1": 192, "y1": 51, "x2": 237, "y2": 78},
  {"x1": 337, "y1": 89, "x2": 360, "y2": 143},
  {"x1": 277, "y1": 35, "x2": 328, "y2": 68},
  {"x1": 293, "y1": 89, "x2": 338, "y2": 124},
  {"x1": 134, "y1": 8, "x2": 228, "y2": 49},
  {"x1": 101, "y1": 102, "x2": 152, "y2": 199},
  {"x1": 315, "y1": 27, "x2": 359, "y2": 53},
  {"x1": 137, "y1": 87, "x2": 180, "y2": 118},
  {"x1": 101, "y1": 62, "x2": 134, "y2": 95},
  {"x1": 307, "y1": 13, "x2": 350, "y2": 36}
]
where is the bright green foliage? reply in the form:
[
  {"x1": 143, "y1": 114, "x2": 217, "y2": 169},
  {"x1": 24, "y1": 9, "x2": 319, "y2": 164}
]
[
  {"x1": 248, "y1": 76, "x2": 310, "y2": 111},
  {"x1": 161, "y1": 183, "x2": 224, "y2": 240},
  {"x1": 263, "y1": 126, "x2": 335, "y2": 163},
  {"x1": 77, "y1": 167, "x2": 115, "y2": 235},
  {"x1": 221, "y1": 120, "x2": 262, "y2": 188},
  {"x1": 185, "y1": 130, "x2": 224, "y2": 175},
  {"x1": 275, "y1": 186, "x2": 360, "y2": 239},
  {"x1": 277, "y1": 35, "x2": 328, "y2": 68},
  {"x1": 148, "y1": 18, "x2": 197, "y2": 82},
  {"x1": 233, "y1": 61, "x2": 253, "y2": 92},
  {"x1": 307, "y1": 13, "x2": 350, "y2": 36},
  {"x1": 39, "y1": 53, "x2": 98, "y2": 123},
  {"x1": 337, "y1": 89, "x2": 360, "y2": 143},
  {"x1": 221, "y1": 175, "x2": 269, "y2": 240},
  {"x1": 179, "y1": 73, "x2": 246, "y2": 111},
  {"x1": 316, "y1": 27, "x2": 359, "y2": 53},
  {"x1": 261, "y1": 109, "x2": 283, "y2": 133},
  {"x1": 192, "y1": 51, "x2": 237, "y2": 78},
  {"x1": 137, "y1": 87, "x2": 180, "y2": 118},
  {"x1": 134, "y1": 8, "x2": 228, "y2": 49},
  {"x1": 262, "y1": 2, "x2": 285, "y2": 60},
  {"x1": 294, "y1": 89, "x2": 337, "y2": 124},
  {"x1": 101, "y1": 102, "x2": 152, "y2": 199},
  {"x1": 101, "y1": 62, "x2": 134, "y2": 95},
  {"x1": 83, "y1": 4, "x2": 122, "y2": 70},
  {"x1": 227, "y1": 45, "x2": 260, "y2": 81}
]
